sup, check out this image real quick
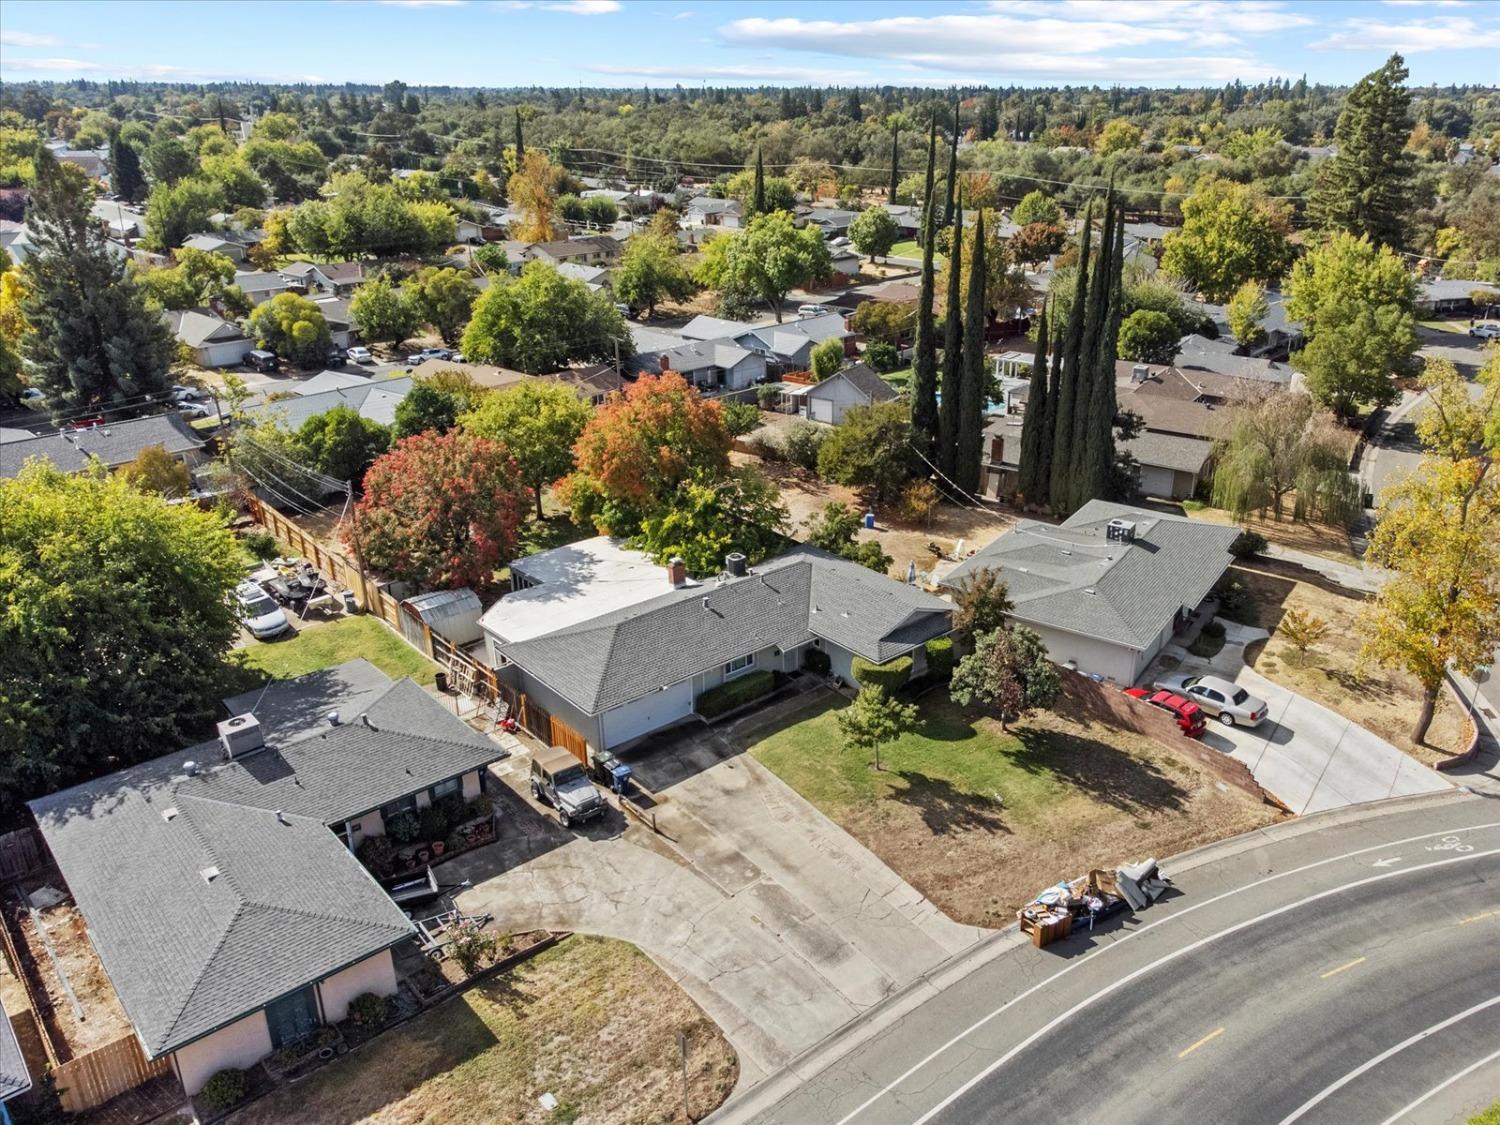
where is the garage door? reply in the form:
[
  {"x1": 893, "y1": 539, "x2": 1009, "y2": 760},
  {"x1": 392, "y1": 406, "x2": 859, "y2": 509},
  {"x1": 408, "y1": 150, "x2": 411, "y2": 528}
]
[
  {"x1": 810, "y1": 397, "x2": 835, "y2": 424},
  {"x1": 600, "y1": 680, "x2": 694, "y2": 748},
  {"x1": 1137, "y1": 464, "x2": 1176, "y2": 499}
]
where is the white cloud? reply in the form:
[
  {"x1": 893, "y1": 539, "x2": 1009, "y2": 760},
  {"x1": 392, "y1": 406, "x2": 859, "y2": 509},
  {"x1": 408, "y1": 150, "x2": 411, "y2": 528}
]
[
  {"x1": 376, "y1": 0, "x2": 465, "y2": 7},
  {"x1": 988, "y1": 0, "x2": 1313, "y2": 34},
  {"x1": 0, "y1": 31, "x2": 62, "y2": 47},
  {"x1": 673, "y1": 9, "x2": 695, "y2": 19},
  {"x1": 539, "y1": 0, "x2": 620, "y2": 12},
  {"x1": 1314, "y1": 16, "x2": 1500, "y2": 51},
  {"x1": 0, "y1": 56, "x2": 330, "y2": 82},
  {"x1": 1381, "y1": 0, "x2": 1469, "y2": 6}
]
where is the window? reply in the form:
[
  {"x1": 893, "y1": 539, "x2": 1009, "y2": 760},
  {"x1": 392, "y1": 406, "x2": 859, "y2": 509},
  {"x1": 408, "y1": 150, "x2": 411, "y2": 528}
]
[
  {"x1": 380, "y1": 793, "x2": 417, "y2": 823},
  {"x1": 430, "y1": 776, "x2": 461, "y2": 803},
  {"x1": 723, "y1": 653, "x2": 755, "y2": 678}
]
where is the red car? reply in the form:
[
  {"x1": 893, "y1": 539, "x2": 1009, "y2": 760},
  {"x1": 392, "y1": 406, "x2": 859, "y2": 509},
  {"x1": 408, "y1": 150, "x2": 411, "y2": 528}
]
[{"x1": 1124, "y1": 687, "x2": 1207, "y2": 737}]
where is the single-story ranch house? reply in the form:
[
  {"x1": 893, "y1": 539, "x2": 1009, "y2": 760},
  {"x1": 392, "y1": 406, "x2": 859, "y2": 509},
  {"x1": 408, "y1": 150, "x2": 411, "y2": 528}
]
[
  {"x1": 29, "y1": 660, "x2": 507, "y2": 1096},
  {"x1": 0, "y1": 413, "x2": 206, "y2": 480},
  {"x1": 941, "y1": 501, "x2": 1240, "y2": 684},
  {"x1": 485, "y1": 539, "x2": 952, "y2": 752}
]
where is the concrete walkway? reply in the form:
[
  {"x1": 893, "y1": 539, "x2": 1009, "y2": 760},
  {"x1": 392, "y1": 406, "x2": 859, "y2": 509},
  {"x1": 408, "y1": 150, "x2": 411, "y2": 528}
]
[
  {"x1": 449, "y1": 725, "x2": 987, "y2": 1089},
  {"x1": 1156, "y1": 623, "x2": 1449, "y2": 815}
]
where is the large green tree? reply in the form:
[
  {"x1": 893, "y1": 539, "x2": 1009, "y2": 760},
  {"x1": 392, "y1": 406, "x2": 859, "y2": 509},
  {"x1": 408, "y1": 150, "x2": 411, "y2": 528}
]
[
  {"x1": 462, "y1": 260, "x2": 629, "y2": 374},
  {"x1": 407, "y1": 267, "x2": 477, "y2": 346},
  {"x1": 1117, "y1": 308, "x2": 1178, "y2": 364},
  {"x1": 817, "y1": 399, "x2": 922, "y2": 503},
  {"x1": 109, "y1": 136, "x2": 146, "y2": 203},
  {"x1": 1285, "y1": 232, "x2": 1416, "y2": 418},
  {"x1": 849, "y1": 207, "x2": 899, "y2": 263},
  {"x1": 612, "y1": 232, "x2": 694, "y2": 318},
  {"x1": 297, "y1": 404, "x2": 390, "y2": 485},
  {"x1": 1016, "y1": 306, "x2": 1051, "y2": 504},
  {"x1": 801, "y1": 501, "x2": 894, "y2": 573},
  {"x1": 248, "y1": 292, "x2": 332, "y2": 367},
  {"x1": 634, "y1": 467, "x2": 789, "y2": 576},
  {"x1": 949, "y1": 625, "x2": 1060, "y2": 731},
  {"x1": 462, "y1": 379, "x2": 592, "y2": 520},
  {"x1": 392, "y1": 380, "x2": 464, "y2": 442},
  {"x1": 954, "y1": 207, "x2": 988, "y2": 494},
  {"x1": 937, "y1": 199, "x2": 964, "y2": 478},
  {"x1": 349, "y1": 273, "x2": 422, "y2": 347},
  {"x1": 19, "y1": 152, "x2": 175, "y2": 416},
  {"x1": 1159, "y1": 178, "x2": 1292, "y2": 303},
  {"x1": 0, "y1": 464, "x2": 243, "y2": 827},
  {"x1": 910, "y1": 120, "x2": 941, "y2": 460},
  {"x1": 136, "y1": 248, "x2": 247, "y2": 315},
  {"x1": 143, "y1": 176, "x2": 224, "y2": 252},
  {"x1": 1309, "y1": 53, "x2": 1416, "y2": 248},
  {"x1": 1211, "y1": 391, "x2": 1361, "y2": 523},
  {"x1": 695, "y1": 211, "x2": 831, "y2": 323}
]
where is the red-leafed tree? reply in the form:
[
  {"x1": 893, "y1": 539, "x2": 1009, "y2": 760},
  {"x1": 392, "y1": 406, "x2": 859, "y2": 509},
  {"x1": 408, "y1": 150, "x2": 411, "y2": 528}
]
[
  {"x1": 555, "y1": 372, "x2": 732, "y2": 535},
  {"x1": 348, "y1": 430, "x2": 531, "y2": 590}
]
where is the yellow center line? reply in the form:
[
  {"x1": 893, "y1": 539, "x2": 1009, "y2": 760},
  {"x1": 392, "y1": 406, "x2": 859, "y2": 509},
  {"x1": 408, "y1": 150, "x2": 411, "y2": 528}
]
[
  {"x1": 1321, "y1": 956, "x2": 1367, "y2": 979},
  {"x1": 1178, "y1": 1027, "x2": 1225, "y2": 1059},
  {"x1": 1458, "y1": 910, "x2": 1497, "y2": 925}
]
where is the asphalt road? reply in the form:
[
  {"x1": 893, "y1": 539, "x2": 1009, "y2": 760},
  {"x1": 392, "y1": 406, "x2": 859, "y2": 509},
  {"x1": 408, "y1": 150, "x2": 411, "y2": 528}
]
[{"x1": 738, "y1": 794, "x2": 1500, "y2": 1125}]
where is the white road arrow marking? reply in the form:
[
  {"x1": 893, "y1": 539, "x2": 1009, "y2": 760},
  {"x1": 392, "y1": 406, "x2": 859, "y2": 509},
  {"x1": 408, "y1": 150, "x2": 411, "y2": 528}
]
[{"x1": 1372, "y1": 856, "x2": 1403, "y2": 868}]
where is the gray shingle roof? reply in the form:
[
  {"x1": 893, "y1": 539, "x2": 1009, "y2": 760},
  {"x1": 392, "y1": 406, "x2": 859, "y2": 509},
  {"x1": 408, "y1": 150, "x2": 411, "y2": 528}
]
[
  {"x1": 1121, "y1": 430, "x2": 1214, "y2": 474},
  {"x1": 941, "y1": 500, "x2": 1240, "y2": 649},
  {"x1": 28, "y1": 665, "x2": 505, "y2": 1058},
  {"x1": 0, "y1": 414, "x2": 204, "y2": 479},
  {"x1": 1174, "y1": 334, "x2": 1293, "y2": 383},
  {"x1": 819, "y1": 362, "x2": 897, "y2": 404},
  {"x1": 500, "y1": 546, "x2": 951, "y2": 714},
  {"x1": 166, "y1": 307, "x2": 248, "y2": 348},
  {"x1": 243, "y1": 376, "x2": 414, "y2": 430},
  {"x1": 0, "y1": 996, "x2": 30, "y2": 1101}
]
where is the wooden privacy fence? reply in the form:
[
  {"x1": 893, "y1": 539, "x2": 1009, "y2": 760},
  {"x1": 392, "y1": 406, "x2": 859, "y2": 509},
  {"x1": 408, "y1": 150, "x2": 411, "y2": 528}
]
[
  {"x1": 0, "y1": 828, "x2": 48, "y2": 884},
  {"x1": 56, "y1": 1035, "x2": 174, "y2": 1113}
]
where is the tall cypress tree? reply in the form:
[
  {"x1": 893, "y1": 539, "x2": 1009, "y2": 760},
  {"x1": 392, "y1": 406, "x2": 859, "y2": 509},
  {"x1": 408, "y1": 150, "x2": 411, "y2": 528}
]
[
  {"x1": 752, "y1": 146, "x2": 766, "y2": 216},
  {"x1": 513, "y1": 108, "x2": 524, "y2": 169},
  {"x1": 109, "y1": 136, "x2": 146, "y2": 204},
  {"x1": 19, "y1": 152, "x2": 174, "y2": 418},
  {"x1": 888, "y1": 121, "x2": 900, "y2": 201},
  {"x1": 1048, "y1": 200, "x2": 1093, "y2": 513},
  {"x1": 1017, "y1": 305, "x2": 1051, "y2": 503},
  {"x1": 910, "y1": 121, "x2": 940, "y2": 458},
  {"x1": 942, "y1": 98, "x2": 960, "y2": 229},
  {"x1": 1081, "y1": 205, "x2": 1127, "y2": 502},
  {"x1": 1068, "y1": 192, "x2": 1115, "y2": 513},
  {"x1": 938, "y1": 198, "x2": 964, "y2": 479},
  {"x1": 955, "y1": 208, "x2": 987, "y2": 495}
]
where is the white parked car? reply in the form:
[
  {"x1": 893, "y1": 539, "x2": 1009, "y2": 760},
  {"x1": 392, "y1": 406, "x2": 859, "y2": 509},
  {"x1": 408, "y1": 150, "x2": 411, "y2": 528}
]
[
  {"x1": 171, "y1": 384, "x2": 207, "y2": 402},
  {"x1": 1152, "y1": 673, "x2": 1268, "y2": 728},
  {"x1": 347, "y1": 346, "x2": 375, "y2": 364},
  {"x1": 1469, "y1": 323, "x2": 1500, "y2": 340},
  {"x1": 178, "y1": 401, "x2": 214, "y2": 419},
  {"x1": 235, "y1": 580, "x2": 291, "y2": 640}
]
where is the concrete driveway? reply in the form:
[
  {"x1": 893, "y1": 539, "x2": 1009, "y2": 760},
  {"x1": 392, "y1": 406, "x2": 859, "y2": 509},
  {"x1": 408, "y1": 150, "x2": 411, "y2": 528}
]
[
  {"x1": 450, "y1": 717, "x2": 987, "y2": 1090},
  {"x1": 1154, "y1": 624, "x2": 1450, "y2": 815}
]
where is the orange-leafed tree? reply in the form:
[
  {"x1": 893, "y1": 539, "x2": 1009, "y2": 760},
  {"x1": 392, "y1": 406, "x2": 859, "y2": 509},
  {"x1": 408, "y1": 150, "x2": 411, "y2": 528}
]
[
  {"x1": 348, "y1": 430, "x2": 531, "y2": 591},
  {"x1": 508, "y1": 151, "x2": 564, "y2": 243},
  {"x1": 555, "y1": 372, "x2": 731, "y2": 535}
]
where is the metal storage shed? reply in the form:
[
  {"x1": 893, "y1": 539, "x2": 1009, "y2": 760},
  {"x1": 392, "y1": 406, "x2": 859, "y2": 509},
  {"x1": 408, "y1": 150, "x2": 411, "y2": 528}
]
[{"x1": 399, "y1": 588, "x2": 484, "y2": 648}]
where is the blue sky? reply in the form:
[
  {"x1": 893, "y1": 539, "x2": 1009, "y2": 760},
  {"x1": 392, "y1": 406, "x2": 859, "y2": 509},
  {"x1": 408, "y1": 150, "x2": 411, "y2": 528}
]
[{"x1": 2, "y1": 0, "x2": 1498, "y2": 89}]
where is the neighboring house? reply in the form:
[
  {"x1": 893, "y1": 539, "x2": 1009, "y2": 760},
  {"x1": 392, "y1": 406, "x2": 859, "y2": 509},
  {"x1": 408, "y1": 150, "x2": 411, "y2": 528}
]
[
  {"x1": 293, "y1": 369, "x2": 377, "y2": 396},
  {"x1": 784, "y1": 362, "x2": 897, "y2": 425},
  {"x1": 635, "y1": 335, "x2": 766, "y2": 391},
  {"x1": 0, "y1": 996, "x2": 32, "y2": 1119},
  {"x1": 0, "y1": 221, "x2": 34, "y2": 264},
  {"x1": 455, "y1": 217, "x2": 485, "y2": 244},
  {"x1": 234, "y1": 269, "x2": 292, "y2": 305},
  {"x1": 678, "y1": 315, "x2": 758, "y2": 342},
  {"x1": 90, "y1": 200, "x2": 148, "y2": 242},
  {"x1": 828, "y1": 245, "x2": 861, "y2": 277},
  {"x1": 243, "y1": 376, "x2": 415, "y2": 430},
  {"x1": 29, "y1": 660, "x2": 506, "y2": 1096},
  {"x1": 488, "y1": 540, "x2": 952, "y2": 752},
  {"x1": 1416, "y1": 278, "x2": 1500, "y2": 316},
  {"x1": 282, "y1": 261, "x2": 366, "y2": 297},
  {"x1": 801, "y1": 207, "x2": 859, "y2": 237},
  {"x1": 0, "y1": 413, "x2": 206, "y2": 479},
  {"x1": 52, "y1": 146, "x2": 108, "y2": 179},
  {"x1": 1174, "y1": 334, "x2": 1296, "y2": 386},
  {"x1": 405, "y1": 359, "x2": 622, "y2": 405},
  {"x1": 880, "y1": 203, "x2": 922, "y2": 237},
  {"x1": 555, "y1": 261, "x2": 612, "y2": 291},
  {"x1": 942, "y1": 500, "x2": 1240, "y2": 684},
  {"x1": 1186, "y1": 289, "x2": 1304, "y2": 358},
  {"x1": 181, "y1": 233, "x2": 247, "y2": 263},
  {"x1": 310, "y1": 295, "x2": 356, "y2": 348},
  {"x1": 683, "y1": 196, "x2": 742, "y2": 227},
  {"x1": 166, "y1": 307, "x2": 255, "y2": 367},
  {"x1": 739, "y1": 312, "x2": 851, "y2": 370},
  {"x1": 522, "y1": 237, "x2": 622, "y2": 268}
]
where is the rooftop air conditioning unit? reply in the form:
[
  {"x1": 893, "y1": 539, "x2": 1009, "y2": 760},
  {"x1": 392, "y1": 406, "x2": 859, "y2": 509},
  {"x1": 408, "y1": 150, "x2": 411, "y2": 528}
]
[
  {"x1": 1131, "y1": 364, "x2": 1149, "y2": 383},
  {"x1": 217, "y1": 713, "x2": 265, "y2": 759},
  {"x1": 1106, "y1": 518, "x2": 1137, "y2": 544}
]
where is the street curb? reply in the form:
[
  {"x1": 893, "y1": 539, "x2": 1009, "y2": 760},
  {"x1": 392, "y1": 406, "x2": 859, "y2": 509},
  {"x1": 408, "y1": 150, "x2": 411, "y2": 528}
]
[{"x1": 704, "y1": 787, "x2": 1474, "y2": 1124}]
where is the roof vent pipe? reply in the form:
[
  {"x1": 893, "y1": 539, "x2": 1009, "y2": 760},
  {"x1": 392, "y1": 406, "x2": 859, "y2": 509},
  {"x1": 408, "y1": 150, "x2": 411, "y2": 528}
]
[
  {"x1": 326, "y1": 710, "x2": 341, "y2": 727},
  {"x1": 275, "y1": 810, "x2": 289, "y2": 826}
]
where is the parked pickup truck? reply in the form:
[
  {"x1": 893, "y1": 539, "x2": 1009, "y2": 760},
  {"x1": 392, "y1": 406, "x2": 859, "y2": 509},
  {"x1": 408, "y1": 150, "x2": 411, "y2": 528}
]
[{"x1": 530, "y1": 746, "x2": 608, "y2": 828}]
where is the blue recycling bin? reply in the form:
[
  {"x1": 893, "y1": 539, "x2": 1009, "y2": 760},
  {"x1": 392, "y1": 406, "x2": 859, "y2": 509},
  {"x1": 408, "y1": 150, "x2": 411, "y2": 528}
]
[{"x1": 863, "y1": 511, "x2": 876, "y2": 529}]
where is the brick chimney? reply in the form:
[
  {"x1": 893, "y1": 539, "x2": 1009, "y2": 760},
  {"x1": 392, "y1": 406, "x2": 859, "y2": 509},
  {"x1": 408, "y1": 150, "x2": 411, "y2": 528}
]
[{"x1": 667, "y1": 557, "x2": 687, "y2": 587}]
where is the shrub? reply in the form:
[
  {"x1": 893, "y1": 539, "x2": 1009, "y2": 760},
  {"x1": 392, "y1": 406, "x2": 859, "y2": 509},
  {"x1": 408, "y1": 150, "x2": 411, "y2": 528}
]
[
  {"x1": 242, "y1": 530, "x2": 279, "y2": 559},
  {"x1": 356, "y1": 834, "x2": 395, "y2": 877},
  {"x1": 418, "y1": 805, "x2": 448, "y2": 843},
  {"x1": 803, "y1": 647, "x2": 831, "y2": 675},
  {"x1": 347, "y1": 992, "x2": 389, "y2": 1029},
  {"x1": 386, "y1": 811, "x2": 421, "y2": 845},
  {"x1": 200, "y1": 1069, "x2": 248, "y2": 1111},
  {"x1": 464, "y1": 795, "x2": 492, "y2": 822},
  {"x1": 1188, "y1": 621, "x2": 1226, "y2": 658},
  {"x1": 782, "y1": 421, "x2": 826, "y2": 472},
  {"x1": 924, "y1": 636, "x2": 955, "y2": 680},
  {"x1": 756, "y1": 384, "x2": 779, "y2": 408},
  {"x1": 851, "y1": 655, "x2": 912, "y2": 692},
  {"x1": 746, "y1": 434, "x2": 785, "y2": 462},
  {"x1": 436, "y1": 792, "x2": 467, "y2": 827},
  {"x1": 1215, "y1": 576, "x2": 1256, "y2": 624},
  {"x1": 1229, "y1": 529, "x2": 1269, "y2": 559},
  {"x1": 695, "y1": 670, "x2": 775, "y2": 718},
  {"x1": 865, "y1": 341, "x2": 899, "y2": 372},
  {"x1": 449, "y1": 919, "x2": 499, "y2": 976}
]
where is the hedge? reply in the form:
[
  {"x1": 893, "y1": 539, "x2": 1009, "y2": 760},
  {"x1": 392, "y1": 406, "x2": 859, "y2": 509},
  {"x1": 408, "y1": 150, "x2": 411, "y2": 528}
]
[
  {"x1": 696, "y1": 670, "x2": 775, "y2": 718},
  {"x1": 851, "y1": 654, "x2": 912, "y2": 691},
  {"x1": 200, "y1": 1068, "x2": 248, "y2": 1111},
  {"x1": 803, "y1": 647, "x2": 831, "y2": 675},
  {"x1": 924, "y1": 636, "x2": 955, "y2": 679}
]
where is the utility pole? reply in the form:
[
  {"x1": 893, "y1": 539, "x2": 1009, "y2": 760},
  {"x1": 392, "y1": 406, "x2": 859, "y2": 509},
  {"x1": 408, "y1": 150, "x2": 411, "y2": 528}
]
[{"x1": 344, "y1": 481, "x2": 374, "y2": 613}]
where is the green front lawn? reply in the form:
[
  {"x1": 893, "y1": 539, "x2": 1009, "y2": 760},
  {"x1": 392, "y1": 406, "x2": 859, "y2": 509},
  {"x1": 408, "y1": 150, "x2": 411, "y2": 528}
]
[
  {"x1": 236, "y1": 615, "x2": 438, "y2": 686},
  {"x1": 743, "y1": 691, "x2": 1282, "y2": 925}
]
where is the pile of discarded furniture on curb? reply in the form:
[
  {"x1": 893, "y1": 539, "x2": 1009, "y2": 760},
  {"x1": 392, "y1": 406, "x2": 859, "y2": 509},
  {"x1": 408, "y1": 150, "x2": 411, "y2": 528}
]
[{"x1": 1018, "y1": 859, "x2": 1171, "y2": 948}]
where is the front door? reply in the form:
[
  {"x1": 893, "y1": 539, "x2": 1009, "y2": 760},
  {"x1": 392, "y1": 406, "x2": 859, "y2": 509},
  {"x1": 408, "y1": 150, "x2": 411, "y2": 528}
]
[{"x1": 265, "y1": 986, "x2": 319, "y2": 1048}]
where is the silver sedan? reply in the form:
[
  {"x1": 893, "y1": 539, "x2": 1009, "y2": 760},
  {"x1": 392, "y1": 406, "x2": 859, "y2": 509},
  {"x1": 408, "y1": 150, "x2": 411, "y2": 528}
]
[{"x1": 1152, "y1": 673, "x2": 1268, "y2": 728}]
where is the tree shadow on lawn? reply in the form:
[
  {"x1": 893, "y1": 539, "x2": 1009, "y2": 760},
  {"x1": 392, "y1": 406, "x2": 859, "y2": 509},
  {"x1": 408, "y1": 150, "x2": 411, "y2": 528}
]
[
  {"x1": 1007, "y1": 725, "x2": 1190, "y2": 815},
  {"x1": 887, "y1": 771, "x2": 1011, "y2": 837}
]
